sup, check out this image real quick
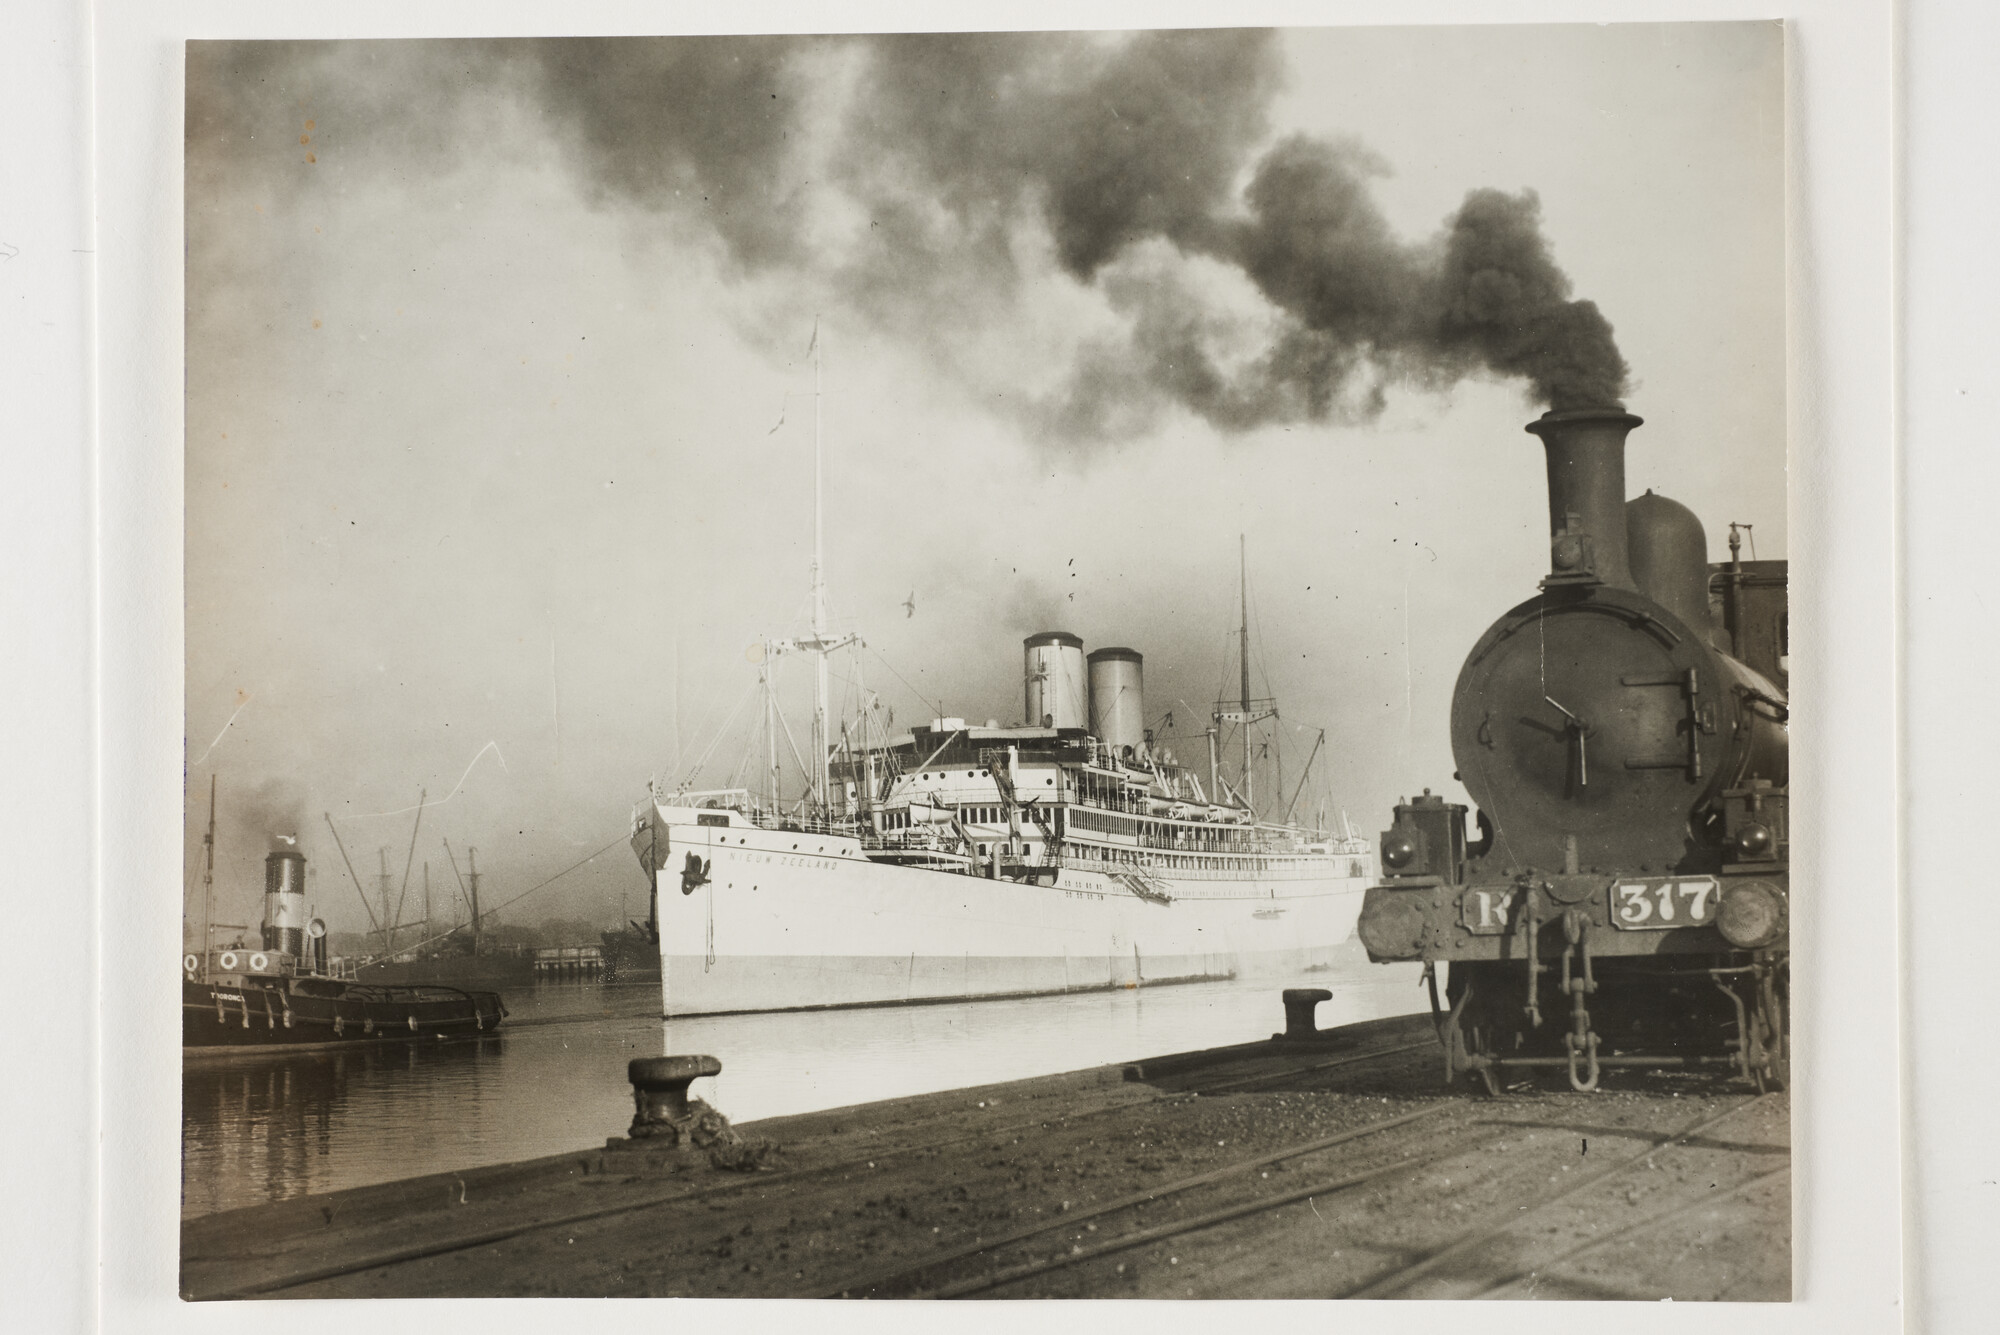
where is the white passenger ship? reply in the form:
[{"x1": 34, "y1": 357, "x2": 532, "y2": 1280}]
[
  {"x1": 628, "y1": 333, "x2": 1372, "y2": 1016},
  {"x1": 630, "y1": 628, "x2": 1374, "y2": 1016}
]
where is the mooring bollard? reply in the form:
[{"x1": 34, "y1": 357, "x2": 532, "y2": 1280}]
[
  {"x1": 1278, "y1": 987, "x2": 1334, "y2": 1040},
  {"x1": 612, "y1": 1054, "x2": 776, "y2": 1173},
  {"x1": 627, "y1": 1054, "x2": 722, "y2": 1131}
]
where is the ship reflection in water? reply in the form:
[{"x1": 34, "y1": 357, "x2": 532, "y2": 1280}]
[{"x1": 181, "y1": 964, "x2": 1422, "y2": 1218}]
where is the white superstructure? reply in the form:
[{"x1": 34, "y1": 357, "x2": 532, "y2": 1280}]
[{"x1": 632, "y1": 676, "x2": 1374, "y2": 1017}]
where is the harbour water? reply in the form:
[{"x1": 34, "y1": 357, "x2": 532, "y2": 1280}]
[{"x1": 181, "y1": 961, "x2": 1425, "y2": 1218}]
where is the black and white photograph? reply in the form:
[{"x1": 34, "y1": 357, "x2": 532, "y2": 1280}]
[{"x1": 171, "y1": 22, "x2": 1797, "y2": 1303}]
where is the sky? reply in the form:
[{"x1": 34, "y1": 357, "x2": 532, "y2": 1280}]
[{"x1": 183, "y1": 24, "x2": 1785, "y2": 944}]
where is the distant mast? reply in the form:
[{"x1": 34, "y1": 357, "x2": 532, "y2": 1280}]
[
  {"x1": 467, "y1": 846, "x2": 482, "y2": 957},
  {"x1": 200, "y1": 774, "x2": 216, "y2": 976}
]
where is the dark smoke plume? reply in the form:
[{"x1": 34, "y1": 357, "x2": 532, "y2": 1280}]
[
  {"x1": 1431, "y1": 188, "x2": 1630, "y2": 411},
  {"x1": 189, "y1": 33, "x2": 1629, "y2": 442},
  {"x1": 523, "y1": 30, "x2": 1628, "y2": 435},
  {"x1": 532, "y1": 37, "x2": 808, "y2": 271},
  {"x1": 1219, "y1": 138, "x2": 1628, "y2": 414}
]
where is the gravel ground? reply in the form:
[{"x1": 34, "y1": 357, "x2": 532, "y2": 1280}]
[{"x1": 182, "y1": 1013, "x2": 1790, "y2": 1301}]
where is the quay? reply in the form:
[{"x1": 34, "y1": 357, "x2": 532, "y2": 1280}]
[
  {"x1": 180, "y1": 1007, "x2": 1790, "y2": 1301},
  {"x1": 533, "y1": 945, "x2": 605, "y2": 977}
]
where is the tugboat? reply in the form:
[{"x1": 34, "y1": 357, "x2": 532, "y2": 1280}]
[{"x1": 183, "y1": 788, "x2": 504, "y2": 1050}]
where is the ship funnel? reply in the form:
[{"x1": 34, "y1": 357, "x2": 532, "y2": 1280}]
[
  {"x1": 1087, "y1": 648, "x2": 1145, "y2": 756},
  {"x1": 1023, "y1": 632, "x2": 1086, "y2": 730},
  {"x1": 1524, "y1": 408, "x2": 1643, "y2": 591},
  {"x1": 262, "y1": 849, "x2": 308, "y2": 958}
]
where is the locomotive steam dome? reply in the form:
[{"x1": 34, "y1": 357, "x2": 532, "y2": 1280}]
[
  {"x1": 1448, "y1": 411, "x2": 1788, "y2": 873},
  {"x1": 1627, "y1": 490, "x2": 1713, "y2": 635}
]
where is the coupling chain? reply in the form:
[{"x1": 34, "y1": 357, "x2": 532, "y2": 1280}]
[{"x1": 1560, "y1": 908, "x2": 1601, "y2": 1091}]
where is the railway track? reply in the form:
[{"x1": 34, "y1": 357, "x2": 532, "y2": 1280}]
[
  {"x1": 823, "y1": 1098, "x2": 1468, "y2": 1298},
  {"x1": 185, "y1": 1036, "x2": 1435, "y2": 1300},
  {"x1": 866, "y1": 1092, "x2": 1780, "y2": 1301},
  {"x1": 1336, "y1": 1095, "x2": 1775, "y2": 1299},
  {"x1": 1470, "y1": 1161, "x2": 1792, "y2": 1299}
]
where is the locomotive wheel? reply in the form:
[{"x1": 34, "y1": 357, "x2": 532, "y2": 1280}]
[{"x1": 1459, "y1": 1017, "x2": 1504, "y2": 1097}]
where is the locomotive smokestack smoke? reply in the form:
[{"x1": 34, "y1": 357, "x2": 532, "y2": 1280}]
[
  {"x1": 424, "y1": 32, "x2": 1632, "y2": 438},
  {"x1": 1525, "y1": 408, "x2": 1645, "y2": 592},
  {"x1": 1428, "y1": 189, "x2": 1630, "y2": 412}
]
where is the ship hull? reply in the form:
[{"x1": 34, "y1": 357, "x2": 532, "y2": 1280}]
[
  {"x1": 182, "y1": 978, "x2": 506, "y2": 1049},
  {"x1": 650, "y1": 817, "x2": 1368, "y2": 1017}
]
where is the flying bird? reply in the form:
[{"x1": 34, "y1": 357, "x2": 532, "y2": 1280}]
[{"x1": 903, "y1": 591, "x2": 916, "y2": 619}]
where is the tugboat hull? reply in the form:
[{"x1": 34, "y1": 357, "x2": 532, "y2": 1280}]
[{"x1": 182, "y1": 978, "x2": 505, "y2": 1049}]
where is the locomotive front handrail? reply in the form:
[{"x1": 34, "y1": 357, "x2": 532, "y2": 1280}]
[{"x1": 1735, "y1": 684, "x2": 1790, "y2": 722}]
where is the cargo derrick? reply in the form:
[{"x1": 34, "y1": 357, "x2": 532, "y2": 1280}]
[{"x1": 1355, "y1": 409, "x2": 1789, "y2": 1092}]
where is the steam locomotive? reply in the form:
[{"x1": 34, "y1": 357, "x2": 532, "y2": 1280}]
[{"x1": 1354, "y1": 408, "x2": 1789, "y2": 1092}]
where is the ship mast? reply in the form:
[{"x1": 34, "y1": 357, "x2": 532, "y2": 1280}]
[
  {"x1": 1214, "y1": 535, "x2": 1276, "y2": 817},
  {"x1": 811, "y1": 320, "x2": 830, "y2": 815},
  {"x1": 1239, "y1": 534, "x2": 1253, "y2": 812},
  {"x1": 762, "y1": 317, "x2": 857, "y2": 821}
]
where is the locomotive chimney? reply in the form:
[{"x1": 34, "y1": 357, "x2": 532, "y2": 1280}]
[{"x1": 1524, "y1": 408, "x2": 1644, "y2": 592}]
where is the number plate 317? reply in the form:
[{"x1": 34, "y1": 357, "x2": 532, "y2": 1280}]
[{"x1": 1610, "y1": 877, "x2": 1719, "y2": 929}]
